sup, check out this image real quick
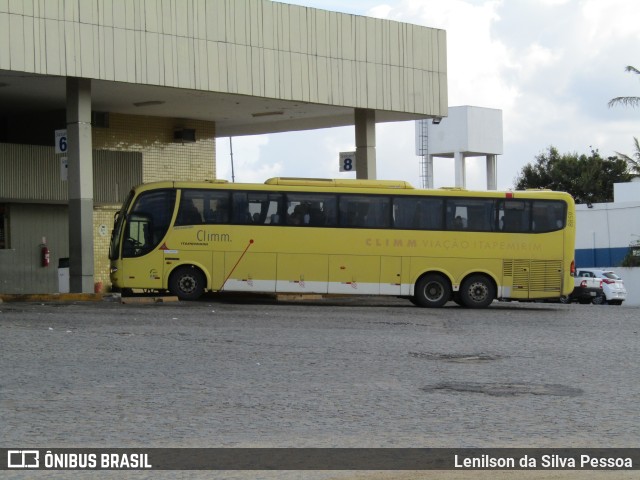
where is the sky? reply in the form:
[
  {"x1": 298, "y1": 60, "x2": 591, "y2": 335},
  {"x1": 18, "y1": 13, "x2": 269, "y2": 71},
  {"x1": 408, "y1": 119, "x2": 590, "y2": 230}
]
[{"x1": 215, "y1": 0, "x2": 639, "y2": 190}]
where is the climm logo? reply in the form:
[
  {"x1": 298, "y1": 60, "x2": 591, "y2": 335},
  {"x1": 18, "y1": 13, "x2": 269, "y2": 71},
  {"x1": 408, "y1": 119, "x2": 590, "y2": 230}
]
[
  {"x1": 366, "y1": 238, "x2": 417, "y2": 248},
  {"x1": 196, "y1": 230, "x2": 231, "y2": 242},
  {"x1": 365, "y1": 237, "x2": 543, "y2": 252}
]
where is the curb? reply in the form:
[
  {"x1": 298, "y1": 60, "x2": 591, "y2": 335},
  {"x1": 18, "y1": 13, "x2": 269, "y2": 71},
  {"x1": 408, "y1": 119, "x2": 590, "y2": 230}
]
[
  {"x1": 0, "y1": 293, "x2": 103, "y2": 302},
  {"x1": 120, "y1": 296, "x2": 180, "y2": 304}
]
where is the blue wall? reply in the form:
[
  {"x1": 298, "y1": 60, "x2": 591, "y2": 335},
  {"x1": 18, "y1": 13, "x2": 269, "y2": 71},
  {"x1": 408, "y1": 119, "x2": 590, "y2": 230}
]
[{"x1": 575, "y1": 247, "x2": 628, "y2": 268}]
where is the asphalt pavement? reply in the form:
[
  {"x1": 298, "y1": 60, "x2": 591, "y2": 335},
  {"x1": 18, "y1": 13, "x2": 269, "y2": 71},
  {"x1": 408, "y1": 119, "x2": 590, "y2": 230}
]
[{"x1": 1, "y1": 295, "x2": 639, "y2": 479}]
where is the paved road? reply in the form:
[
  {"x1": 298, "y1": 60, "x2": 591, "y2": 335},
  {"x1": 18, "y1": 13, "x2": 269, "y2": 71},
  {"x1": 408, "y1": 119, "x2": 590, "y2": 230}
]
[{"x1": 1, "y1": 296, "x2": 639, "y2": 478}]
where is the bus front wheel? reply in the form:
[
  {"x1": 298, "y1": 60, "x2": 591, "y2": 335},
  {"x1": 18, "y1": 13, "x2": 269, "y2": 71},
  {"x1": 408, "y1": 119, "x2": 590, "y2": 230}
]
[
  {"x1": 459, "y1": 274, "x2": 495, "y2": 308},
  {"x1": 413, "y1": 273, "x2": 451, "y2": 308},
  {"x1": 170, "y1": 266, "x2": 206, "y2": 301}
]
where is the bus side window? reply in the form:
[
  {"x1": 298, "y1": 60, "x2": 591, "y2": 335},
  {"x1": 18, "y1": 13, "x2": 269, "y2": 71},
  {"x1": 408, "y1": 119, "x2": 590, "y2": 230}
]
[
  {"x1": 231, "y1": 193, "x2": 250, "y2": 224},
  {"x1": 393, "y1": 197, "x2": 443, "y2": 230},
  {"x1": 446, "y1": 202, "x2": 468, "y2": 230},
  {"x1": 500, "y1": 200, "x2": 530, "y2": 233},
  {"x1": 339, "y1": 195, "x2": 390, "y2": 228},
  {"x1": 286, "y1": 193, "x2": 337, "y2": 227},
  {"x1": 232, "y1": 192, "x2": 282, "y2": 225},
  {"x1": 176, "y1": 191, "x2": 203, "y2": 225},
  {"x1": 532, "y1": 200, "x2": 565, "y2": 232},
  {"x1": 176, "y1": 199, "x2": 202, "y2": 225},
  {"x1": 203, "y1": 192, "x2": 230, "y2": 224}
]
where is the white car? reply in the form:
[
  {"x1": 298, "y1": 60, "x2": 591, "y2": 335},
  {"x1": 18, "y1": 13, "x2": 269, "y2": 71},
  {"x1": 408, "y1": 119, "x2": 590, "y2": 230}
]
[{"x1": 575, "y1": 269, "x2": 627, "y2": 305}]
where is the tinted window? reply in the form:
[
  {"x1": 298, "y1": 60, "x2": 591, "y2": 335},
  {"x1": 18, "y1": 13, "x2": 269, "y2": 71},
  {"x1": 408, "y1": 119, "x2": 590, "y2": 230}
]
[
  {"x1": 498, "y1": 200, "x2": 531, "y2": 233},
  {"x1": 532, "y1": 200, "x2": 566, "y2": 232},
  {"x1": 393, "y1": 196, "x2": 443, "y2": 230},
  {"x1": 445, "y1": 198, "x2": 496, "y2": 231},
  {"x1": 232, "y1": 192, "x2": 283, "y2": 225},
  {"x1": 286, "y1": 193, "x2": 337, "y2": 226},
  {"x1": 339, "y1": 195, "x2": 391, "y2": 228},
  {"x1": 175, "y1": 189, "x2": 230, "y2": 226}
]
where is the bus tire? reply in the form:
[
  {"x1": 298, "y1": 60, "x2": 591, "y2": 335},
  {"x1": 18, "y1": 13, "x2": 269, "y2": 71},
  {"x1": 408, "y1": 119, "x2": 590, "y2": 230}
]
[
  {"x1": 414, "y1": 273, "x2": 451, "y2": 308},
  {"x1": 169, "y1": 266, "x2": 206, "y2": 301},
  {"x1": 408, "y1": 296, "x2": 420, "y2": 306},
  {"x1": 460, "y1": 274, "x2": 495, "y2": 308}
]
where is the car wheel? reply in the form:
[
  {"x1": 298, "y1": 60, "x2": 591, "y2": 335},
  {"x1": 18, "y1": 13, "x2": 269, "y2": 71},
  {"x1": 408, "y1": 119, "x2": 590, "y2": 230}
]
[
  {"x1": 169, "y1": 266, "x2": 206, "y2": 300},
  {"x1": 414, "y1": 273, "x2": 451, "y2": 308},
  {"x1": 591, "y1": 295, "x2": 605, "y2": 305},
  {"x1": 459, "y1": 274, "x2": 495, "y2": 308}
]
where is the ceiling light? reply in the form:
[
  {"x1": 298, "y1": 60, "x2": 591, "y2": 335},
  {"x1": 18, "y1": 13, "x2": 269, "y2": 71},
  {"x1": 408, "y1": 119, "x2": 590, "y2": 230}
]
[
  {"x1": 133, "y1": 100, "x2": 165, "y2": 107},
  {"x1": 251, "y1": 111, "x2": 284, "y2": 117}
]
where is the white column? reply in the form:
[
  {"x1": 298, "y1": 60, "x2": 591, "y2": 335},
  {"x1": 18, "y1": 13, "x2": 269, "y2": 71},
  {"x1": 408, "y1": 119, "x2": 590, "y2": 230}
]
[
  {"x1": 486, "y1": 154, "x2": 497, "y2": 190},
  {"x1": 454, "y1": 151, "x2": 466, "y2": 188},
  {"x1": 355, "y1": 108, "x2": 376, "y2": 179},
  {"x1": 424, "y1": 155, "x2": 434, "y2": 189},
  {"x1": 67, "y1": 77, "x2": 95, "y2": 293}
]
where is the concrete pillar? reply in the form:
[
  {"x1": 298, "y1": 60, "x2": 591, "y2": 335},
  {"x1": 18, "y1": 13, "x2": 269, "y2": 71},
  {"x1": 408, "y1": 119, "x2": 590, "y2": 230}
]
[
  {"x1": 66, "y1": 77, "x2": 94, "y2": 293},
  {"x1": 425, "y1": 155, "x2": 434, "y2": 189},
  {"x1": 486, "y1": 154, "x2": 497, "y2": 190},
  {"x1": 454, "y1": 151, "x2": 466, "y2": 188},
  {"x1": 354, "y1": 108, "x2": 376, "y2": 179}
]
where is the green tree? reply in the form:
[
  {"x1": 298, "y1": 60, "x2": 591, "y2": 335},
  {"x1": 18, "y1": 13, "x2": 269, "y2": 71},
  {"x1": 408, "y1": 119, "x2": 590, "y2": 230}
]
[
  {"x1": 608, "y1": 65, "x2": 640, "y2": 108},
  {"x1": 514, "y1": 146, "x2": 631, "y2": 203},
  {"x1": 615, "y1": 137, "x2": 640, "y2": 175}
]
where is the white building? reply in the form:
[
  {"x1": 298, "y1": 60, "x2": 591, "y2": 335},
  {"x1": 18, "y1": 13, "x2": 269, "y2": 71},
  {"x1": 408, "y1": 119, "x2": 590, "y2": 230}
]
[{"x1": 575, "y1": 179, "x2": 640, "y2": 267}]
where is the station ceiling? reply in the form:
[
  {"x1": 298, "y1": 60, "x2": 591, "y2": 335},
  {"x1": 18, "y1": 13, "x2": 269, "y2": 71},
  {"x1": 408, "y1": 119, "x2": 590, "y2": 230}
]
[{"x1": 0, "y1": 70, "x2": 426, "y2": 137}]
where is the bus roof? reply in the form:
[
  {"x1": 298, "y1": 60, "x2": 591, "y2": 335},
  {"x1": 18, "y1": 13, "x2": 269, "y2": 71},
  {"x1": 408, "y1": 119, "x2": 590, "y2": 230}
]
[
  {"x1": 264, "y1": 177, "x2": 414, "y2": 189},
  {"x1": 130, "y1": 178, "x2": 574, "y2": 202}
]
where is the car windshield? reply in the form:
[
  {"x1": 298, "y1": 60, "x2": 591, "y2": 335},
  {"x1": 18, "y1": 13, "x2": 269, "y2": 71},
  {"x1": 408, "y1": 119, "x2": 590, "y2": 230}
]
[{"x1": 603, "y1": 272, "x2": 621, "y2": 280}]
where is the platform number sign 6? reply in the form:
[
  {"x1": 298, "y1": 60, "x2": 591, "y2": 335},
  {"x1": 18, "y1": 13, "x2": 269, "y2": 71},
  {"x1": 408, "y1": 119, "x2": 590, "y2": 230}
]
[
  {"x1": 339, "y1": 151, "x2": 357, "y2": 172},
  {"x1": 55, "y1": 129, "x2": 68, "y2": 154}
]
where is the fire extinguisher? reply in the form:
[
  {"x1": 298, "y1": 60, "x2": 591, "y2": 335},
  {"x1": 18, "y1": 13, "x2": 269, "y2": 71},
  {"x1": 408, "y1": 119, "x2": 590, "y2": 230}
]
[{"x1": 40, "y1": 237, "x2": 50, "y2": 267}]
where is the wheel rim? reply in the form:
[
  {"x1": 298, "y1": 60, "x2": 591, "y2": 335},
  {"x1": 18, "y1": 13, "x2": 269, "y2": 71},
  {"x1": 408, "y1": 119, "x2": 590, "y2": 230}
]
[
  {"x1": 467, "y1": 281, "x2": 489, "y2": 303},
  {"x1": 178, "y1": 274, "x2": 198, "y2": 294},
  {"x1": 423, "y1": 281, "x2": 445, "y2": 302}
]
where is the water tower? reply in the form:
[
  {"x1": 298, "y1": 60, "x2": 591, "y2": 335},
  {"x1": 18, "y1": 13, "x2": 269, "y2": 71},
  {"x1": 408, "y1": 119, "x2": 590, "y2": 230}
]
[{"x1": 416, "y1": 106, "x2": 503, "y2": 189}]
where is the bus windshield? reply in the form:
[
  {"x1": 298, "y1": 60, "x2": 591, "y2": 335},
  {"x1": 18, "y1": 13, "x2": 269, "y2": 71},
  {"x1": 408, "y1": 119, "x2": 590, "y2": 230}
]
[{"x1": 109, "y1": 190, "x2": 134, "y2": 261}]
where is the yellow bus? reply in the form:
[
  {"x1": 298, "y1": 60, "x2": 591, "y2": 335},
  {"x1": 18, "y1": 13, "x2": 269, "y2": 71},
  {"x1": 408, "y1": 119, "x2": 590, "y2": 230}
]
[{"x1": 109, "y1": 177, "x2": 576, "y2": 308}]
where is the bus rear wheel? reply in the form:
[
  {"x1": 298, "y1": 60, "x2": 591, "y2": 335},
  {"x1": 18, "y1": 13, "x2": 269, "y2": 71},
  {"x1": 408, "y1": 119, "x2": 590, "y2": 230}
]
[
  {"x1": 170, "y1": 266, "x2": 206, "y2": 300},
  {"x1": 460, "y1": 274, "x2": 495, "y2": 308},
  {"x1": 413, "y1": 273, "x2": 451, "y2": 308}
]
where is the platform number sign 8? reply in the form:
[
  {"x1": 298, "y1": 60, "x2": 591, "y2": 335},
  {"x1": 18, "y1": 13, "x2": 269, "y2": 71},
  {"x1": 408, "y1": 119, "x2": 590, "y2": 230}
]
[{"x1": 339, "y1": 151, "x2": 357, "y2": 172}]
